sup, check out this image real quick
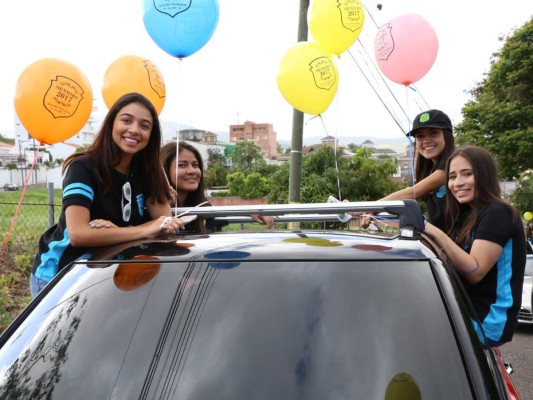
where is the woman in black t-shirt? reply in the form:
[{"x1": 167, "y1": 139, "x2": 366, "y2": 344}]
[
  {"x1": 30, "y1": 93, "x2": 187, "y2": 297},
  {"x1": 423, "y1": 146, "x2": 526, "y2": 347},
  {"x1": 360, "y1": 109, "x2": 455, "y2": 231},
  {"x1": 161, "y1": 141, "x2": 273, "y2": 233}
]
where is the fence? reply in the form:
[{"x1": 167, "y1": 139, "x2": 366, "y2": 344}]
[{"x1": 0, "y1": 184, "x2": 61, "y2": 252}]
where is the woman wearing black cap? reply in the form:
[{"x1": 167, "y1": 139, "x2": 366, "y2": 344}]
[{"x1": 361, "y1": 109, "x2": 455, "y2": 231}]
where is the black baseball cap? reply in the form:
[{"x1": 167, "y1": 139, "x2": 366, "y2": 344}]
[{"x1": 408, "y1": 109, "x2": 453, "y2": 137}]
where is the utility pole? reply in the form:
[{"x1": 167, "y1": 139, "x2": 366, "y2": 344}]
[{"x1": 288, "y1": 0, "x2": 309, "y2": 218}]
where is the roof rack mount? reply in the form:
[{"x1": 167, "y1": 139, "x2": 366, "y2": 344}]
[{"x1": 174, "y1": 200, "x2": 424, "y2": 233}]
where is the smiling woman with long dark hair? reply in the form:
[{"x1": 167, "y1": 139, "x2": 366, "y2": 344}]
[{"x1": 29, "y1": 92, "x2": 187, "y2": 297}]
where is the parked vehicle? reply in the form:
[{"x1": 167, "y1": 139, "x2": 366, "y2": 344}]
[
  {"x1": 518, "y1": 254, "x2": 533, "y2": 324},
  {"x1": 3, "y1": 182, "x2": 19, "y2": 191},
  {"x1": 0, "y1": 201, "x2": 520, "y2": 399}
]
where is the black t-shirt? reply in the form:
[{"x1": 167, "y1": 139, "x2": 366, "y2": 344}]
[
  {"x1": 423, "y1": 158, "x2": 447, "y2": 231},
  {"x1": 32, "y1": 156, "x2": 151, "y2": 282},
  {"x1": 460, "y1": 203, "x2": 526, "y2": 346}
]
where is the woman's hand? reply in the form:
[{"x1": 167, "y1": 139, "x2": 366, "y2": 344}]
[
  {"x1": 89, "y1": 219, "x2": 118, "y2": 229},
  {"x1": 251, "y1": 215, "x2": 275, "y2": 229},
  {"x1": 155, "y1": 215, "x2": 186, "y2": 235}
]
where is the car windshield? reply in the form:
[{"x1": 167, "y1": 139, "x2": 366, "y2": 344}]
[{"x1": 0, "y1": 260, "x2": 473, "y2": 399}]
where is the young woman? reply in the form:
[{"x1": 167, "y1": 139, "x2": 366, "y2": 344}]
[
  {"x1": 361, "y1": 109, "x2": 455, "y2": 231},
  {"x1": 161, "y1": 141, "x2": 274, "y2": 232},
  {"x1": 30, "y1": 92, "x2": 186, "y2": 297},
  {"x1": 423, "y1": 146, "x2": 526, "y2": 347}
]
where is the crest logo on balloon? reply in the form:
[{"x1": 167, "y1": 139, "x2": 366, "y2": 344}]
[
  {"x1": 44, "y1": 76, "x2": 86, "y2": 119},
  {"x1": 310, "y1": 57, "x2": 337, "y2": 90},
  {"x1": 153, "y1": 0, "x2": 191, "y2": 17}
]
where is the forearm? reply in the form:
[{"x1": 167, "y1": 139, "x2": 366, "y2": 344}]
[
  {"x1": 69, "y1": 221, "x2": 160, "y2": 247},
  {"x1": 424, "y1": 223, "x2": 483, "y2": 283}
]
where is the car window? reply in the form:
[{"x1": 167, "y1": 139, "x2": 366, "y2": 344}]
[{"x1": 0, "y1": 260, "x2": 473, "y2": 399}]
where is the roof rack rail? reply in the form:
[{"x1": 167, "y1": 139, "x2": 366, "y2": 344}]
[{"x1": 173, "y1": 200, "x2": 424, "y2": 237}]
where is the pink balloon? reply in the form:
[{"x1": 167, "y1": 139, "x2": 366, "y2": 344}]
[{"x1": 374, "y1": 13, "x2": 438, "y2": 85}]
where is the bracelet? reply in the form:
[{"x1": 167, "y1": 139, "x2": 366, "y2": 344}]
[
  {"x1": 440, "y1": 238, "x2": 450, "y2": 253},
  {"x1": 159, "y1": 216, "x2": 172, "y2": 230},
  {"x1": 460, "y1": 262, "x2": 480, "y2": 275}
]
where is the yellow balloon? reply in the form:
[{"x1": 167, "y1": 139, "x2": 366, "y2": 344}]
[
  {"x1": 309, "y1": 0, "x2": 365, "y2": 55},
  {"x1": 102, "y1": 55, "x2": 166, "y2": 115},
  {"x1": 277, "y1": 41, "x2": 338, "y2": 115},
  {"x1": 524, "y1": 211, "x2": 533, "y2": 221},
  {"x1": 14, "y1": 58, "x2": 93, "y2": 145}
]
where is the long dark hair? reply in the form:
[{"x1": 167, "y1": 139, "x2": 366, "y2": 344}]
[
  {"x1": 161, "y1": 141, "x2": 208, "y2": 232},
  {"x1": 414, "y1": 129, "x2": 455, "y2": 182},
  {"x1": 64, "y1": 92, "x2": 172, "y2": 203},
  {"x1": 445, "y1": 145, "x2": 518, "y2": 245}
]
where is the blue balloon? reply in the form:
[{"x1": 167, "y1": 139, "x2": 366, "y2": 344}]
[{"x1": 143, "y1": 0, "x2": 220, "y2": 58}]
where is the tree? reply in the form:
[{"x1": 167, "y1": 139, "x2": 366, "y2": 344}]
[
  {"x1": 231, "y1": 141, "x2": 265, "y2": 171},
  {"x1": 207, "y1": 147, "x2": 226, "y2": 166},
  {"x1": 226, "y1": 171, "x2": 270, "y2": 199},
  {"x1": 510, "y1": 169, "x2": 532, "y2": 213},
  {"x1": 5, "y1": 163, "x2": 17, "y2": 182},
  {"x1": 269, "y1": 146, "x2": 400, "y2": 204},
  {"x1": 204, "y1": 162, "x2": 228, "y2": 188},
  {"x1": 0, "y1": 133, "x2": 15, "y2": 144},
  {"x1": 455, "y1": 18, "x2": 533, "y2": 179}
]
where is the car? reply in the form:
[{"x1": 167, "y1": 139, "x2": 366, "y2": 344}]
[
  {"x1": 518, "y1": 254, "x2": 533, "y2": 324},
  {"x1": 0, "y1": 201, "x2": 520, "y2": 399},
  {"x1": 3, "y1": 182, "x2": 19, "y2": 191}
]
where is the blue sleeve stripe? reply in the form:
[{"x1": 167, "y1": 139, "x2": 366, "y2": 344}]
[
  {"x1": 34, "y1": 230, "x2": 72, "y2": 282},
  {"x1": 481, "y1": 239, "x2": 514, "y2": 342},
  {"x1": 63, "y1": 183, "x2": 94, "y2": 201}
]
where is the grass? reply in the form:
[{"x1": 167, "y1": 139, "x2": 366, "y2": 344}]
[{"x1": 0, "y1": 188, "x2": 63, "y2": 333}]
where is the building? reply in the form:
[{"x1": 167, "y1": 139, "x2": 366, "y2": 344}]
[{"x1": 229, "y1": 120, "x2": 277, "y2": 159}]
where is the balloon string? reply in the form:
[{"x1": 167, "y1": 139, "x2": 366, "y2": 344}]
[
  {"x1": 310, "y1": 115, "x2": 342, "y2": 201},
  {"x1": 173, "y1": 58, "x2": 183, "y2": 214},
  {"x1": 3, "y1": 142, "x2": 42, "y2": 255},
  {"x1": 405, "y1": 85, "x2": 417, "y2": 199}
]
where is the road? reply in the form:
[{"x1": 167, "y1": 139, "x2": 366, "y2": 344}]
[{"x1": 502, "y1": 323, "x2": 533, "y2": 399}]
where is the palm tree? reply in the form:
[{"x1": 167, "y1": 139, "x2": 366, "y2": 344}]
[{"x1": 5, "y1": 162, "x2": 18, "y2": 182}]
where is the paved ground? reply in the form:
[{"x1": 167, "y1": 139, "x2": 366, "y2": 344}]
[{"x1": 502, "y1": 323, "x2": 533, "y2": 398}]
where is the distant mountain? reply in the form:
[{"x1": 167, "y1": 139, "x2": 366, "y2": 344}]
[{"x1": 278, "y1": 135, "x2": 410, "y2": 150}]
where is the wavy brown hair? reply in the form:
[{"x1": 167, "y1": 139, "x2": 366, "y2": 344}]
[
  {"x1": 161, "y1": 141, "x2": 208, "y2": 233},
  {"x1": 444, "y1": 145, "x2": 519, "y2": 245},
  {"x1": 63, "y1": 92, "x2": 172, "y2": 204}
]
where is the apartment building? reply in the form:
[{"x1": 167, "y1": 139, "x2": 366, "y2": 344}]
[{"x1": 229, "y1": 120, "x2": 277, "y2": 159}]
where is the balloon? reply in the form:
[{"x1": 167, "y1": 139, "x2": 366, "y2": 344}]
[
  {"x1": 143, "y1": 0, "x2": 220, "y2": 58},
  {"x1": 385, "y1": 373, "x2": 422, "y2": 400},
  {"x1": 113, "y1": 255, "x2": 161, "y2": 291},
  {"x1": 277, "y1": 41, "x2": 339, "y2": 115},
  {"x1": 309, "y1": 0, "x2": 365, "y2": 55},
  {"x1": 102, "y1": 55, "x2": 166, "y2": 115},
  {"x1": 14, "y1": 58, "x2": 93, "y2": 145},
  {"x1": 374, "y1": 13, "x2": 438, "y2": 85},
  {"x1": 524, "y1": 211, "x2": 533, "y2": 221}
]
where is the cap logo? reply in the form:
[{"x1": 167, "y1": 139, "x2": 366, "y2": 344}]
[{"x1": 419, "y1": 112, "x2": 430, "y2": 123}]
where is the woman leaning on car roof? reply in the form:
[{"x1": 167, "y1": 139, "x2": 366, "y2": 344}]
[
  {"x1": 423, "y1": 145, "x2": 526, "y2": 347},
  {"x1": 29, "y1": 92, "x2": 188, "y2": 298},
  {"x1": 360, "y1": 109, "x2": 455, "y2": 232}
]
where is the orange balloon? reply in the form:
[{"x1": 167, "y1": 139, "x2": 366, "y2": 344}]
[
  {"x1": 14, "y1": 58, "x2": 93, "y2": 145},
  {"x1": 102, "y1": 55, "x2": 166, "y2": 115},
  {"x1": 113, "y1": 255, "x2": 161, "y2": 291}
]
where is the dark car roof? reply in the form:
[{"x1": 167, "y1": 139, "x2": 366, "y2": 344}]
[{"x1": 86, "y1": 230, "x2": 435, "y2": 266}]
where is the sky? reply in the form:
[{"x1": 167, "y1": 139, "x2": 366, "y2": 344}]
[{"x1": 0, "y1": 0, "x2": 532, "y2": 143}]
